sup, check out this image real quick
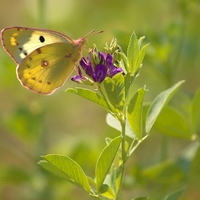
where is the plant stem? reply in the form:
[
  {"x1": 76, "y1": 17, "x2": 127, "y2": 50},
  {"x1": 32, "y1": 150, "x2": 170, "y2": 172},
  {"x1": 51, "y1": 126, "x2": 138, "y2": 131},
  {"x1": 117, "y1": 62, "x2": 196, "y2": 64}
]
[
  {"x1": 116, "y1": 117, "x2": 126, "y2": 200},
  {"x1": 121, "y1": 117, "x2": 127, "y2": 162}
]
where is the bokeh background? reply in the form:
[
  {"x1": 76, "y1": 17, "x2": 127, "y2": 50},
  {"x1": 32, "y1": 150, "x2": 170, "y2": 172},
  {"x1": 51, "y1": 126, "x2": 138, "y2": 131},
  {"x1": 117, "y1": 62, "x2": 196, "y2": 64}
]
[{"x1": 0, "y1": 0, "x2": 200, "y2": 199}]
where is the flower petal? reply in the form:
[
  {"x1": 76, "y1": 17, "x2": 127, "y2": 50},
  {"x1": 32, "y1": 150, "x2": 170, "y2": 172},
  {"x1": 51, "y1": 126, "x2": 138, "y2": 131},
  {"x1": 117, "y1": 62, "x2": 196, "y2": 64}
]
[
  {"x1": 80, "y1": 57, "x2": 93, "y2": 77},
  {"x1": 108, "y1": 67, "x2": 123, "y2": 77},
  {"x1": 105, "y1": 54, "x2": 115, "y2": 70},
  {"x1": 71, "y1": 67, "x2": 86, "y2": 83},
  {"x1": 99, "y1": 52, "x2": 106, "y2": 62},
  {"x1": 92, "y1": 64, "x2": 107, "y2": 82},
  {"x1": 71, "y1": 75, "x2": 85, "y2": 84}
]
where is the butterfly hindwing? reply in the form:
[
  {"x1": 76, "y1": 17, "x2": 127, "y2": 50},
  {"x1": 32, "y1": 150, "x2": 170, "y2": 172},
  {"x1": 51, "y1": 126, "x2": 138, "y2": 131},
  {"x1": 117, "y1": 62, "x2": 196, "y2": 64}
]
[
  {"x1": 1, "y1": 26, "x2": 74, "y2": 64},
  {"x1": 17, "y1": 43, "x2": 77, "y2": 95}
]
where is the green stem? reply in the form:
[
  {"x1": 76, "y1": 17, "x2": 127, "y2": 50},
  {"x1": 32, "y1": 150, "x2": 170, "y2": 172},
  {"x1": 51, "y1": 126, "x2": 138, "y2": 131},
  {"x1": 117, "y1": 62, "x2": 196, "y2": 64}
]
[
  {"x1": 121, "y1": 118, "x2": 127, "y2": 161},
  {"x1": 98, "y1": 83, "x2": 128, "y2": 199},
  {"x1": 116, "y1": 117, "x2": 126, "y2": 200}
]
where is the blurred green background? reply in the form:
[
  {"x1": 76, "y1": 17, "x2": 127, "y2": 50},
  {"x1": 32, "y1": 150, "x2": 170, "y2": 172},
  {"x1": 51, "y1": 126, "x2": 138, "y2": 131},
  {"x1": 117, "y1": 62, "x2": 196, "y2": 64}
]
[{"x1": 0, "y1": 0, "x2": 200, "y2": 199}]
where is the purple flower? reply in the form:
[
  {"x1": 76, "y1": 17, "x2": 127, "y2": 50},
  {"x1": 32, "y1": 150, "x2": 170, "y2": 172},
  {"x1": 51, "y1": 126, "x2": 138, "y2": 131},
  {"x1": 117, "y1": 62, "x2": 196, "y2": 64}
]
[
  {"x1": 71, "y1": 51, "x2": 123, "y2": 84},
  {"x1": 92, "y1": 64, "x2": 107, "y2": 82},
  {"x1": 71, "y1": 67, "x2": 86, "y2": 84},
  {"x1": 79, "y1": 57, "x2": 93, "y2": 77}
]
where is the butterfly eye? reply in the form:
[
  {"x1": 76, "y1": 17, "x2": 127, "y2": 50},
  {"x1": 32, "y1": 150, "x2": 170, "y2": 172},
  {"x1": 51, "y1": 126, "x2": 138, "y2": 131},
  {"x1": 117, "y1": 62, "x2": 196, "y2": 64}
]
[{"x1": 39, "y1": 36, "x2": 45, "y2": 43}]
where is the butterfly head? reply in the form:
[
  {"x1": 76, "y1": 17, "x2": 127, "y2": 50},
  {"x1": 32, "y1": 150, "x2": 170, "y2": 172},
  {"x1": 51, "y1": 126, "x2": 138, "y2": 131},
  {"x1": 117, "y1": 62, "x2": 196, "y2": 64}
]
[
  {"x1": 74, "y1": 30, "x2": 103, "y2": 49},
  {"x1": 73, "y1": 37, "x2": 88, "y2": 49}
]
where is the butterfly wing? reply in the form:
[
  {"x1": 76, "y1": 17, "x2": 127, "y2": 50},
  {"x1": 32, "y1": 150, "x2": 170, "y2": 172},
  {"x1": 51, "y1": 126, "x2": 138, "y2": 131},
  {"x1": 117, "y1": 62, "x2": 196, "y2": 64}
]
[
  {"x1": 17, "y1": 43, "x2": 78, "y2": 95},
  {"x1": 1, "y1": 26, "x2": 74, "y2": 64}
]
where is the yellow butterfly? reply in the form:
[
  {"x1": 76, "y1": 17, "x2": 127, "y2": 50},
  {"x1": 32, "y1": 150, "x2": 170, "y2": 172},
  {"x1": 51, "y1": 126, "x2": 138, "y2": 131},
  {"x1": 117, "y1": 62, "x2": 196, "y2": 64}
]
[{"x1": 1, "y1": 26, "x2": 101, "y2": 95}]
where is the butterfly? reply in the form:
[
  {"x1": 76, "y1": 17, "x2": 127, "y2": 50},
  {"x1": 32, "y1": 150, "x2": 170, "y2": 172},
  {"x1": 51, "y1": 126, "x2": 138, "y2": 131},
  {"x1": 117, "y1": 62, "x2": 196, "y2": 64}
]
[{"x1": 1, "y1": 26, "x2": 102, "y2": 95}]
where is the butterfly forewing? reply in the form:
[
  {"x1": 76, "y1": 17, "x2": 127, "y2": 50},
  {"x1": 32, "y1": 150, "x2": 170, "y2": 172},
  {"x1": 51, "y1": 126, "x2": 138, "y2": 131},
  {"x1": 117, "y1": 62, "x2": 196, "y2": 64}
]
[
  {"x1": 1, "y1": 27, "x2": 74, "y2": 64},
  {"x1": 17, "y1": 43, "x2": 79, "y2": 95}
]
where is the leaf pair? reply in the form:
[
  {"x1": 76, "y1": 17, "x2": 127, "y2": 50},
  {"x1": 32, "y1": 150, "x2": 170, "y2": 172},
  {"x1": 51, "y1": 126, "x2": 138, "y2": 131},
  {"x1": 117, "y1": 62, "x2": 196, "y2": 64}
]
[{"x1": 39, "y1": 136, "x2": 122, "y2": 199}]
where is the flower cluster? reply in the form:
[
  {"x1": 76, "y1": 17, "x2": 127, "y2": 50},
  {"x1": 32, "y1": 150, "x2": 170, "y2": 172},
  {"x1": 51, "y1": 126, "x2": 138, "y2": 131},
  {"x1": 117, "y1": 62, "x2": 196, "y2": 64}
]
[{"x1": 71, "y1": 42, "x2": 123, "y2": 85}]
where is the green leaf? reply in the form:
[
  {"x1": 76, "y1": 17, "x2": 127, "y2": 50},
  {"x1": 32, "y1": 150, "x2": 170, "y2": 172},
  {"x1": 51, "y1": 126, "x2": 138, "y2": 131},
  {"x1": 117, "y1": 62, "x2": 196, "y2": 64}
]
[
  {"x1": 119, "y1": 52, "x2": 129, "y2": 73},
  {"x1": 127, "y1": 32, "x2": 139, "y2": 73},
  {"x1": 106, "y1": 113, "x2": 136, "y2": 139},
  {"x1": 38, "y1": 160, "x2": 74, "y2": 181},
  {"x1": 114, "y1": 162, "x2": 124, "y2": 194},
  {"x1": 154, "y1": 106, "x2": 192, "y2": 139},
  {"x1": 106, "y1": 113, "x2": 121, "y2": 132},
  {"x1": 135, "y1": 43, "x2": 149, "y2": 72},
  {"x1": 138, "y1": 36, "x2": 145, "y2": 49},
  {"x1": 101, "y1": 73, "x2": 125, "y2": 112},
  {"x1": 138, "y1": 36, "x2": 145, "y2": 48},
  {"x1": 67, "y1": 87, "x2": 114, "y2": 112},
  {"x1": 145, "y1": 80, "x2": 185, "y2": 133},
  {"x1": 99, "y1": 184, "x2": 115, "y2": 199},
  {"x1": 95, "y1": 136, "x2": 122, "y2": 192},
  {"x1": 39, "y1": 154, "x2": 90, "y2": 192},
  {"x1": 163, "y1": 188, "x2": 185, "y2": 200},
  {"x1": 127, "y1": 32, "x2": 148, "y2": 76},
  {"x1": 192, "y1": 88, "x2": 200, "y2": 134},
  {"x1": 124, "y1": 72, "x2": 136, "y2": 100},
  {"x1": 127, "y1": 87, "x2": 146, "y2": 140}
]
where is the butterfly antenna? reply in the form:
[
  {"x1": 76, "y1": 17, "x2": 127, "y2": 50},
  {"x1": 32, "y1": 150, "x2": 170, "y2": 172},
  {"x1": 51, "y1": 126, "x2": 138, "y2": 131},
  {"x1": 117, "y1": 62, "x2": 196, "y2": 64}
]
[{"x1": 83, "y1": 29, "x2": 104, "y2": 38}]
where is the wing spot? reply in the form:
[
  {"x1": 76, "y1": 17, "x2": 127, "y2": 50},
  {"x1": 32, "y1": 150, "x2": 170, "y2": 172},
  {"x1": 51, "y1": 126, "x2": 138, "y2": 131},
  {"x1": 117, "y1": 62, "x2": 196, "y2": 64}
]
[
  {"x1": 19, "y1": 47, "x2": 28, "y2": 56},
  {"x1": 47, "y1": 81, "x2": 51, "y2": 85},
  {"x1": 27, "y1": 65, "x2": 30, "y2": 68},
  {"x1": 32, "y1": 77, "x2": 36, "y2": 81},
  {"x1": 39, "y1": 36, "x2": 45, "y2": 43},
  {"x1": 10, "y1": 37, "x2": 18, "y2": 46},
  {"x1": 23, "y1": 51, "x2": 28, "y2": 56},
  {"x1": 37, "y1": 48, "x2": 41, "y2": 54},
  {"x1": 65, "y1": 53, "x2": 72, "y2": 58},
  {"x1": 39, "y1": 80, "x2": 43, "y2": 83},
  {"x1": 41, "y1": 60, "x2": 49, "y2": 67}
]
